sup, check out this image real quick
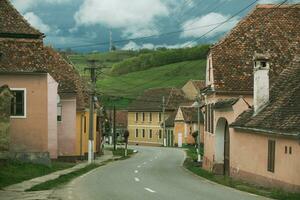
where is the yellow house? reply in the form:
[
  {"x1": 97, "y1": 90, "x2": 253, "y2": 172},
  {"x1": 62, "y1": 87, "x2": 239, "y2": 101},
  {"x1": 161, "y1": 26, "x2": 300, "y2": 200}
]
[
  {"x1": 127, "y1": 88, "x2": 186, "y2": 146},
  {"x1": 76, "y1": 110, "x2": 98, "y2": 158}
]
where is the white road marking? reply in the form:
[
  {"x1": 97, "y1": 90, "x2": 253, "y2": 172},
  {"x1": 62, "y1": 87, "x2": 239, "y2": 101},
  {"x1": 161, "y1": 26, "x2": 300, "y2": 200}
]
[
  {"x1": 134, "y1": 177, "x2": 140, "y2": 182},
  {"x1": 150, "y1": 159, "x2": 153, "y2": 162},
  {"x1": 134, "y1": 170, "x2": 138, "y2": 173},
  {"x1": 137, "y1": 165, "x2": 141, "y2": 168},
  {"x1": 144, "y1": 187, "x2": 156, "y2": 193},
  {"x1": 143, "y1": 162, "x2": 147, "y2": 165},
  {"x1": 155, "y1": 156, "x2": 158, "y2": 159}
]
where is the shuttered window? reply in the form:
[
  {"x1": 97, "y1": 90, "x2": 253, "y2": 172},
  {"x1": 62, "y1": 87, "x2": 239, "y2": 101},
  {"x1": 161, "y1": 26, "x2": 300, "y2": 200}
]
[{"x1": 267, "y1": 140, "x2": 276, "y2": 172}]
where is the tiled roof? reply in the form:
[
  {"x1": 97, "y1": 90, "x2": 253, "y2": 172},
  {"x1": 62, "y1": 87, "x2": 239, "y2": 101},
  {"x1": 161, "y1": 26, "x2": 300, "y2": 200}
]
[
  {"x1": 0, "y1": 0, "x2": 42, "y2": 38},
  {"x1": 179, "y1": 107, "x2": 204, "y2": 123},
  {"x1": 115, "y1": 110, "x2": 128, "y2": 128},
  {"x1": 231, "y1": 57, "x2": 300, "y2": 137},
  {"x1": 128, "y1": 88, "x2": 186, "y2": 112},
  {"x1": 210, "y1": 4, "x2": 300, "y2": 93},
  {"x1": 0, "y1": 38, "x2": 88, "y2": 109},
  {"x1": 191, "y1": 80, "x2": 205, "y2": 91},
  {"x1": 214, "y1": 98, "x2": 239, "y2": 109},
  {"x1": 164, "y1": 111, "x2": 177, "y2": 128}
]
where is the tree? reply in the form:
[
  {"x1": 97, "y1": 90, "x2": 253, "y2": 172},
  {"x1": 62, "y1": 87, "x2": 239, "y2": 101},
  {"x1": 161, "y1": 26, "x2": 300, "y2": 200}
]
[{"x1": 124, "y1": 130, "x2": 130, "y2": 156}]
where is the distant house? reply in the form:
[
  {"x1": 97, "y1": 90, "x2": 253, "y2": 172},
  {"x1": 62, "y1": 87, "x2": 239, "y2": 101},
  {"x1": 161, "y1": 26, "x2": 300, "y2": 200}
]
[
  {"x1": 230, "y1": 55, "x2": 300, "y2": 192},
  {"x1": 202, "y1": 4, "x2": 300, "y2": 175},
  {"x1": 127, "y1": 88, "x2": 186, "y2": 146},
  {"x1": 0, "y1": 0, "x2": 99, "y2": 162},
  {"x1": 182, "y1": 80, "x2": 205, "y2": 100},
  {"x1": 173, "y1": 106, "x2": 204, "y2": 147}
]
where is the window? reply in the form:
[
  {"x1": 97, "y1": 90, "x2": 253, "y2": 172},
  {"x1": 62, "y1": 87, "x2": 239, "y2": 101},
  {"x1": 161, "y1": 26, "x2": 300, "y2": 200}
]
[
  {"x1": 142, "y1": 112, "x2": 145, "y2": 122},
  {"x1": 135, "y1": 112, "x2": 139, "y2": 122},
  {"x1": 142, "y1": 129, "x2": 145, "y2": 138},
  {"x1": 268, "y1": 140, "x2": 276, "y2": 172},
  {"x1": 84, "y1": 116, "x2": 87, "y2": 133},
  {"x1": 149, "y1": 129, "x2": 152, "y2": 139},
  {"x1": 149, "y1": 112, "x2": 152, "y2": 122},
  {"x1": 11, "y1": 89, "x2": 26, "y2": 117},
  {"x1": 289, "y1": 146, "x2": 292, "y2": 155},
  {"x1": 205, "y1": 105, "x2": 208, "y2": 131},
  {"x1": 159, "y1": 130, "x2": 162, "y2": 139},
  {"x1": 158, "y1": 112, "x2": 162, "y2": 122},
  {"x1": 57, "y1": 95, "x2": 62, "y2": 121},
  {"x1": 285, "y1": 146, "x2": 288, "y2": 154},
  {"x1": 135, "y1": 129, "x2": 139, "y2": 138}
]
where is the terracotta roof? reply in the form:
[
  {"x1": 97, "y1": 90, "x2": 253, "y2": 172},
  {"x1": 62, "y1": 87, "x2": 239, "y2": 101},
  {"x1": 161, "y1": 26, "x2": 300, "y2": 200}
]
[
  {"x1": 214, "y1": 98, "x2": 239, "y2": 109},
  {"x1": 115, "y1": 110, "x2": 128, "y2": 128},
  {"x1": 0, "y1": 0, "x2": 42, "y2": 38},
  {"x1": 210, "y1": 4, "x2": 300, "y2": 93},
  {"x1": 0, "y1": 38, "x2": 88, "y2": 109},
  {"x1": 231, "y1": 56, "x2": 300, "y2": 138},
  {"x1": 179, "y1": 107, "x2": 204, "y2": 123},
  {"x1": 128, "y1": 88, "x2": 186, "y2": 112},
  {"x1": 164, "y1": 111, "x2": 177, "y2": 128},
  {"x1": 191, "y1": 80, "x2": 205, "y2": 91}
]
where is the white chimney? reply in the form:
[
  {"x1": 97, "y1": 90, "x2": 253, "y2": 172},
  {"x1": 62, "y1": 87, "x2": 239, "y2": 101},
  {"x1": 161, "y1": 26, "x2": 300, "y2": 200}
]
[{"x1": 253, "y1": 53, "x2": 270, "y2": 115}]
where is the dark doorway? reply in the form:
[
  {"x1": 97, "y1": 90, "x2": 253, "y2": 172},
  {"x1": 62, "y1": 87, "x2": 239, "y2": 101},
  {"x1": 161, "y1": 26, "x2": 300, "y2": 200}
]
[{"x1": 224, "y1": 121, "x2": 230, "y2": 176}]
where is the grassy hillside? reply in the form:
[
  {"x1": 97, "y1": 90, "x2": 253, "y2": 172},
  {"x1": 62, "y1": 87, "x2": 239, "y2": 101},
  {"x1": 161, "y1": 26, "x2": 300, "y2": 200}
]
[{"x1": 97, "y1": 60, "x2": 206, "y2": 109}]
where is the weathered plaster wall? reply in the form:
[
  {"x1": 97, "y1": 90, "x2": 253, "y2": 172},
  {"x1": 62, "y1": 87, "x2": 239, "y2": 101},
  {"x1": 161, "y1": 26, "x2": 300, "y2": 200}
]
[
  {"x1": 0, "y1": 74, "x2": 49, "y2": 153},
  {"x1": 47, "y1": 75, "x2": 58, "y2": 159},
  {"x1": 231, "y1": 130, "x2": 300, "y2": 192},
  {"x1": 0, "y1": 85, "x2": 11, "y2": 152},
  {"x1": 58, "y1": 97, "x2": 77, "y2": 156}
]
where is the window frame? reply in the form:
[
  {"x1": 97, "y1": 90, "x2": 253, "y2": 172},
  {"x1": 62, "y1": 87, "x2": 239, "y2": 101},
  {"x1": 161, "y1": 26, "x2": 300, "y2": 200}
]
[
  {"x1": 135, "y1": 129, "x2": 139, "y2": 138},
  {"x1": 142, "y1": 129, "x2": 145, "y2": 138},
  {"x1": 10, "y1": 88, "x2": 27, "y2": 119},
  {"x1": 135, "y1": 112, "x2": 139, "y2": 122},
  {"x1": 158, "y1": 112, "x2": 162, "y2": 122},
  {"x1": 149, "y1": 129, "x2": 153, "y2": 139},
  {"x1": 149, "y1": 112, "x2": 152, "y2": 122},
  {"x1": 267, "y1": 140, "x2": 276, "y2": 173}
]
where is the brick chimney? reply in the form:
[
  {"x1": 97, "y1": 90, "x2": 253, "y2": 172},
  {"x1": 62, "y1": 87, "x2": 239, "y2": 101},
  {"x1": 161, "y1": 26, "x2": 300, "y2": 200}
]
[{"x1": 253, "y1": 53, "x2": 270, "y2": 115}]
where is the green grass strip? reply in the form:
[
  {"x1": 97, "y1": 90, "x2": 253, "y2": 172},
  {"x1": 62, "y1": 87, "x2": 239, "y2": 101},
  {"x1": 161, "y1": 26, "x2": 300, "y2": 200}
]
[{"x1": 27, "y1": 164, "x2": 100, "y2": 191}]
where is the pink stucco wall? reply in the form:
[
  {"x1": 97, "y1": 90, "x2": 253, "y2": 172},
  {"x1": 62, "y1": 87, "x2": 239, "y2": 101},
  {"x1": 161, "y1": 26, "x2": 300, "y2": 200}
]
[
  {"x1": 231, "y1": 131, "x2": 300, "y2": 192},
  {"x1": 203, "y1": 95, "x2": 252, "y2": 171},
  {"x1": 0, "y1": 73, "x2": 57, "y2": 156},
  {"x1": 47, "y1": 75, "x2": 58, "y2": 159},
  {"x1": 58, "y1": 96, "x2": 77, "y2": 156}
]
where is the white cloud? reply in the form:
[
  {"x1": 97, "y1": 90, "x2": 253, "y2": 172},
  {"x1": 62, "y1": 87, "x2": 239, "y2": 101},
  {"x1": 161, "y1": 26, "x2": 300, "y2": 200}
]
[
  {"x1": 24, "y1": 12, "x2": 50, "y2": 33},
  {"x1": 121, "y1": 41, "x2": 197, "y2": 50},
  {"x1": 181, "y1": 12, "x2": 239, "y2": 38},
  {"x1": 74, "y1": 0, "x2": 169, "y2": 38},
  {"x1": 11, "y1": 0, "x2": 71, "y2": 12}
]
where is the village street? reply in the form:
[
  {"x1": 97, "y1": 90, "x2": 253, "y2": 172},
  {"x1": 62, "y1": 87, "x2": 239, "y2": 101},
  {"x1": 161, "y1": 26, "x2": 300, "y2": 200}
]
[{"x1": 55, "y1": 146, "x2": 267, "y2": 200}]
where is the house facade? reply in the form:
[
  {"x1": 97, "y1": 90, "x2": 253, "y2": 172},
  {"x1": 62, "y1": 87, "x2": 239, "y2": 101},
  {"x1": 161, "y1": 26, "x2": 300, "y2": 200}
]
[
  {"x1": 0, "y1": 0, "x2": 99, "y2": 161},
  {"x1": 202, "y1": 4, "x2": 300, "y2": 175},
  {"x1": 230, "y1": 55, "x2": 300, "y2": 192},
  {"x1": 127, "y1": 88, "x2": 186, "y2": 146},
  {"x1": 173, "y1": 106, "x2": 204, "y2": 147},
  {"x1": 182, "y1": 80, "x2": 205, "y2": 100}
]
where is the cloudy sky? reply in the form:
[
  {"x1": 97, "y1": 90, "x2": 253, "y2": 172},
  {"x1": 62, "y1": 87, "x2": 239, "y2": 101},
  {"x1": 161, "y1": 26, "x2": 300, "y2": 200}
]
[{"x1": 11, "y1": 0, "x2": 300, "y2": 52}]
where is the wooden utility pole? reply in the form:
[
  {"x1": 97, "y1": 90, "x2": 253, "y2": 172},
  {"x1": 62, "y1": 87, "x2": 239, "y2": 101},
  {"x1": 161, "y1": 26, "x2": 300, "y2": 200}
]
[
  {"x1": 162, "y1": 96, "x2": 166, "y2": 147},
  {"x1": 85, "y1": 60, "x2": 97, "y2": 164},
  {"x1": 113, "y1": 105, "x2": 117, "y2": 150}
]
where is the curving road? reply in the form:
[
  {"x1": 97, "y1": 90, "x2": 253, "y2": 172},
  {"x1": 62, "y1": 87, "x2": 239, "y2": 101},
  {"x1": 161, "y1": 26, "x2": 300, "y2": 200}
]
[{"x1": 60, "y1": 146, "x2": 267, "y2": 200}]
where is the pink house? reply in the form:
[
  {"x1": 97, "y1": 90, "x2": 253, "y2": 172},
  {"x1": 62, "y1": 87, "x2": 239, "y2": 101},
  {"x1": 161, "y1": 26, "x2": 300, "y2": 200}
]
[
  {"x1": 0, "y1": 0, "x2": 88, "y2": 162},
  {"x1": 230, "y1": 55, "x2": 300, "y2": 192},
  {"x1": 201, "y1": 2, "x2": 300, "y2": 176}
]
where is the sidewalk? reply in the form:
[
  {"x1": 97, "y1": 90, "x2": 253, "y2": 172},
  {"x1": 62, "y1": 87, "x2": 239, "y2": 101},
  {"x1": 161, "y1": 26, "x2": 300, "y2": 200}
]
[{"x1": 0, "y1": 150, "x2": 114, "y2": 200}]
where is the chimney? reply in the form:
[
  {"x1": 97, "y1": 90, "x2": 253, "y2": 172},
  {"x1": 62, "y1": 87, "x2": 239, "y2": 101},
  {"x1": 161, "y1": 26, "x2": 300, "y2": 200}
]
[{"x1": 253, "y1": 53, "x2": 270, "y2": 115}]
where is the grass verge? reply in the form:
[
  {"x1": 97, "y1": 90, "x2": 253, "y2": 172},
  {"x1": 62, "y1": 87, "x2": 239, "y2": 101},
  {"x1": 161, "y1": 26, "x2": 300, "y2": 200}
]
[
  {"x1": 183, "y1": 146, "x2": 300, "y2": 200},
  {"x1": 107, "y1": 147, "x2": 135, "y2": 159},
  {"x1": 0, "y1": 161, "x2": 74, "y2": 189},
  {"x1": 27, "y1": 164, "x2": 100, "y2": 191}
]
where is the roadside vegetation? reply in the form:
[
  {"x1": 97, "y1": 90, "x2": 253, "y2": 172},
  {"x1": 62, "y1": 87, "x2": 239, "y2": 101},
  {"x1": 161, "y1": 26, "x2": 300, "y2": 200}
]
[
  {"x1": 183, "y1": 147, "x2": 300, "y2": 200},
  {"x1": 27, "y1": 164, "x2": 100, "y2": 191},
  {"x1": 0, "y1": 161, "x2": 74, "y2": 189},
  {"x1": 109, "y1": 147, "x2": 135, "y2": 159}
]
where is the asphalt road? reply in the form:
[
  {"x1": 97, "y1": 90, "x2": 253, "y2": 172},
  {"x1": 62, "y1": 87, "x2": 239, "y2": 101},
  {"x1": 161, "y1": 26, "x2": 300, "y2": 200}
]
[{"x1": 63, "y1": 146, "x2": 267, "y2": 200}]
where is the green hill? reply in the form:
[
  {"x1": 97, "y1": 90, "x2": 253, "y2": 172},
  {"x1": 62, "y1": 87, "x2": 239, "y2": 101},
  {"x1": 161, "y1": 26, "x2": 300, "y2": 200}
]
[
  {"x1": 97, "y1": 60, "x2": 206, "y2": 109},
  {"x1": 68, "y1": 46, "x2": 208, "y2": 109}
]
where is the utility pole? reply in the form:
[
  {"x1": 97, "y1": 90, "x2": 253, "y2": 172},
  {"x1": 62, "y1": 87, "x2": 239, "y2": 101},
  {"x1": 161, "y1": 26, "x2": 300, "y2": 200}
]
[
  {"x1": 113, "y1": 105, "x2": 116, "y2": 150},
  {"x1": 162, "y1": 96, "x2": 166, "y2": 147},
  {"x1": 85, "y1": 60, "x2": 97, "y2": 164},
  {"x1": 197, "y1": 94, "x2": 202, "y2": 162},
  {"x1": 109, "y1": 29, "x2": 113, "y2": 52}
]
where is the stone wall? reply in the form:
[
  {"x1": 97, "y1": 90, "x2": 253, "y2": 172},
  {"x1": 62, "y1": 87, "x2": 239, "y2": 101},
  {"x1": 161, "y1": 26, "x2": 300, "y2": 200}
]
[{"x1": 0, "y1": 85, "x2": 12, "y2": 152}]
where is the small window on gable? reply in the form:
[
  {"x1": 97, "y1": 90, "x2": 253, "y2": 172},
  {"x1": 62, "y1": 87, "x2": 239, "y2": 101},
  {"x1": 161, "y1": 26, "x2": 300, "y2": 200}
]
[
  {"x1": 289, "y1": 146, "x2": 292, "y2": 155},
  {"x1": 261, "y1": 61, "x2": 267, "y2": 68},
  {"x1": 11, "y1": 89, "x2": 26, "y2": 117}
]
